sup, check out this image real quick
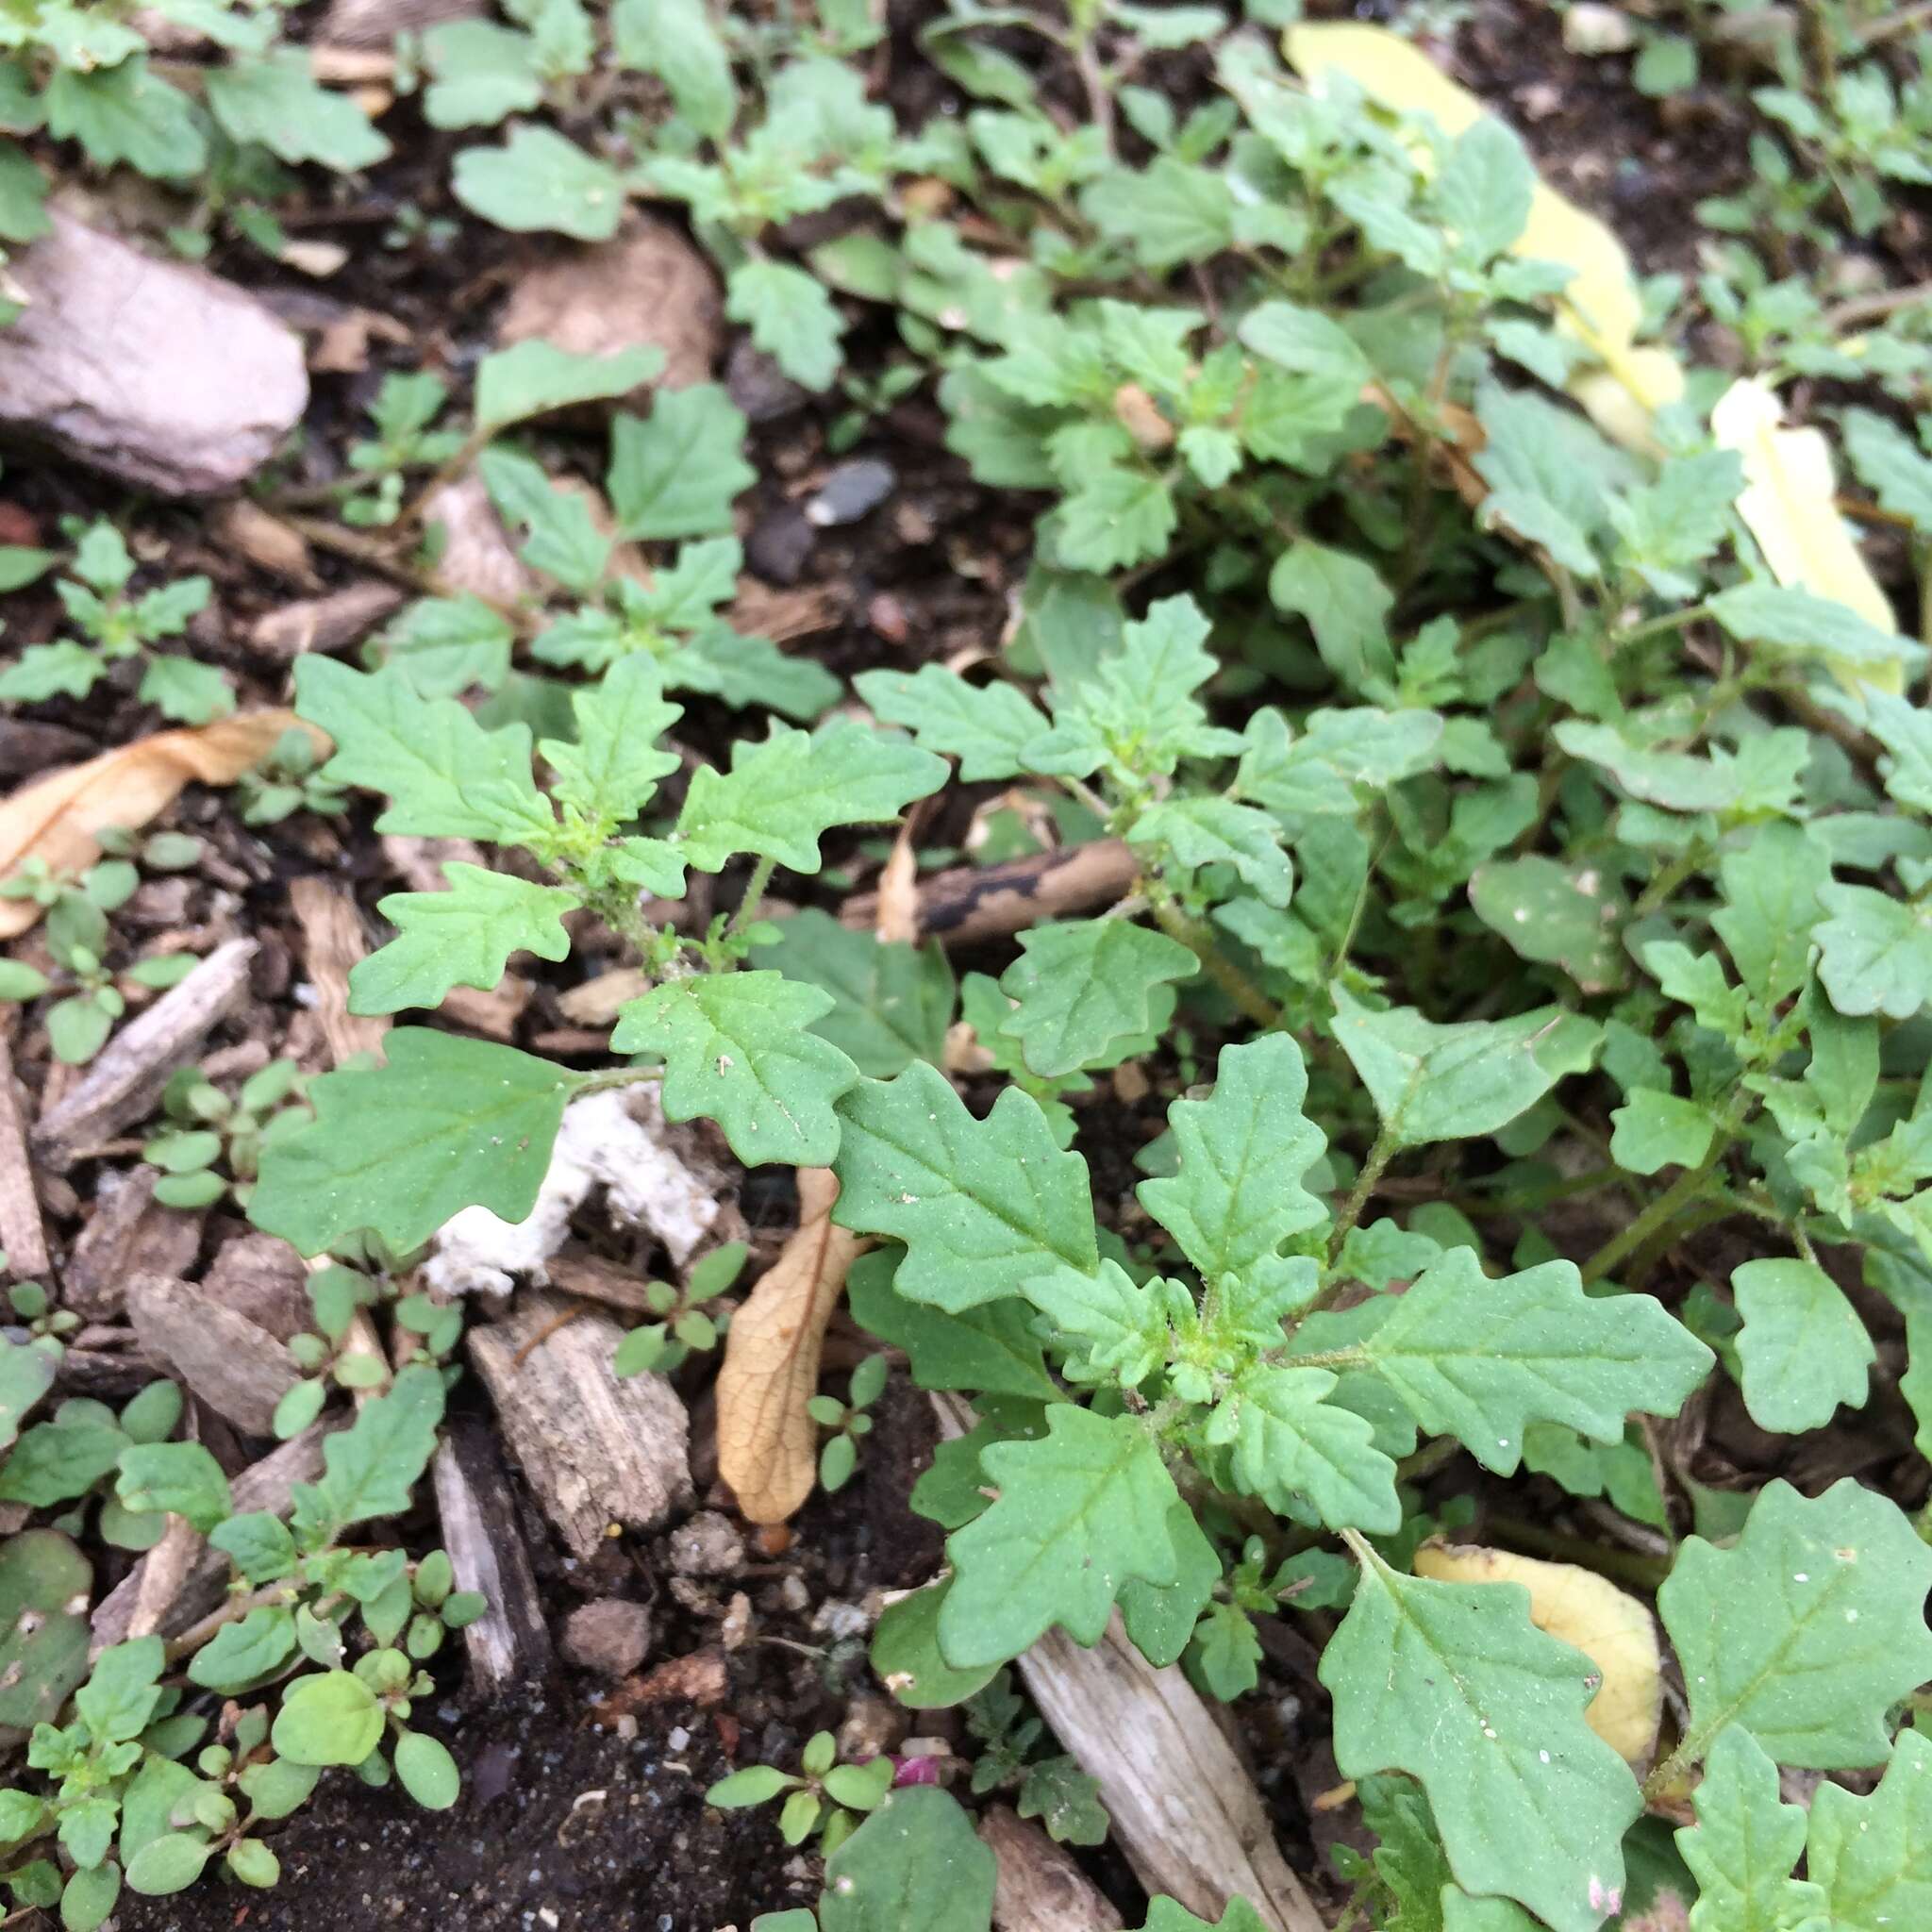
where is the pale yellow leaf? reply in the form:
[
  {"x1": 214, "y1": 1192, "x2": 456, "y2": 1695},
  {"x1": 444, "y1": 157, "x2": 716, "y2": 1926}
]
[
  {"x1": 1282, "y1": 22, "x2": 1682, "y2": 443},
  {"x1": 1413, "y1": 1540, "x2": 1662, "y2": 1768},
  {"x1": 715, "y1": 1169, "x2": 867, "y2": 1524},
  {"x1": 0, "y1": 711, "x2": 322, "y2": 939},
  {"x1": 1710, "y1": 375, "x2": 1900, "y2": 694}
]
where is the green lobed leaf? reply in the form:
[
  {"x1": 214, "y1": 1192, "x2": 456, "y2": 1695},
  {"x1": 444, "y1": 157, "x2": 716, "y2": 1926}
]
[
  {"x1": 1321, "y1": 1249, "x2": 1713, "y2": 1474},
  {"x1": 1205, "y1": 1363, "x2": 1401, "y2": 1531},
  {"x1": 608, "y1": 384, "x2": 756, "y2": 540},
  {"x1": 1805, "y1": 1724, "x2": 1932, "y2": 1930},
  {"x1": 675, "y1": 720, "x2": 946, "y2": 873},
  {"x1": 1128, "y1": 796, "x2": 1293, "y2": 908},
  {"x1": 298, "y1": 1363, "x2": 445, "y2": 1534},
  {"x1": 204, "y1": 50, "x2": 390, "y2": 169},
  {"x1": 540, "y1": 655, "x2": 685, "y2": 824},
  {"x1": 854, "y1": 665, "x2": 1049, "y2": 782},
  {"x1": 996, "y1": 919, "x2": 1197, "y2": 1079},
  {"x1": 1137, "y1": 1033, "x2": 1328, "y2": 1286},
  {"x1": 1815, "y1": 883, "x2": 1932, "y2": 1021},
  {"x1": 249, "y1": 1030, "x2": 582, "y2": 1257},
  {"x1": 832, "y1": 1061, "x2": 1097, "y2": 1311},
  {"x1": 938, "y1": 1405, "x2": 1182, "y2": 1668},
  {"x1": 611, "y1": 970, "x2": 860, "y2": 1167},
  {"x1": 294, "y1": 658, "x2": 553, "y2": 847},
  {"x1": 1331, "y1": 984, "x2": 1601, "y2": 1148},
  {"x1": 1320, "y1": 1540, "x2": 1642, "y2": 1932},
  {"x1": 113, "y1": 1442, "x2": 231, "y2": 1534},
  {"x1": 1673, "y1": 1726, "x2": 1826, "y2": 1932},
  {"x1": 726, "y1": 258, "x2": 844, "y2": 391},
  {"x1": 1657, "y1": 1478, "x2": 1932, "y2": 1770},
  {"x1": 350, "y1": 863, "x2": 580, "y2": 1016},
  {"x1": 1731, "y1": 1257, "x2": 1875, "y2": 1433},
  {"x1": 452, "y1": 125, "x2": 625, "y2": 239}
]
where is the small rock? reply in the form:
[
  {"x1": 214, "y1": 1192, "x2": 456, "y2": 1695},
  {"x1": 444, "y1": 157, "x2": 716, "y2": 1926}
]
[
  {"x1": 0, "y1": 212, "x2": 307, "y2": 495},
  {"x1": 746, "y1": 508, "x2": 815, "y2": 586},
  {"x1": 839, "y1": 1695, "x2": 907, "y2": 1765},
  {"x1": 811, "y1": 1598, "x2": 873, "y2": 1642},
  {"x1": 1562, "y1": 3, "x2": 1636, "y2": 54},
  {"x1": 422, "y1": 474, "x2": 532, "y2": 608},
  {"x1": 807, "y1": 458, "x2": 895, "y2": 528},
  {"x1": 726, "y1": 341, "x2": 809, "y2": 423},
  {"x1": 248, "y1": 580, "x2": 403, "y2": 662},
  {"x1": 559, "y1": 1599, "x2": 653, "y2": 1679},
  {"x1": 669, "y1": 1510, "x2": 741, "y2": 1577},
  {"x1": 497, "y1": 216, "x2": 722, "y2": 392}
]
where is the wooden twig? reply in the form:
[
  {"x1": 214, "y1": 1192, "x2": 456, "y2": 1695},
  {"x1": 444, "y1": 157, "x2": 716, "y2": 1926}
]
[
  {"x1": 468, "y1": 1291, "x2": 692, "y2": 1559},
  {"x1": 289, "y1": 878, "x2": 389, "y2": 1066},
  {"x1": 34, "y1": 938, "x2": 256, "y2": 1171},
  {"x1": 841, "y1": 841, "x2": 1138, "y2": 947},
  {"x1": 432, "y1": 1417, "x2": 552, "y2": 1694},
  {"x1": 980, "y1": 1804, "x2": 1124, "y2": 1932},
  {"x1": 0, "y1": 1036, "x2": 48, "y2": 1277}
]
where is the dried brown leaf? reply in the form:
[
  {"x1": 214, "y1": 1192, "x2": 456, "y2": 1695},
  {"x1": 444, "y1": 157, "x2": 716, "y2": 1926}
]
[
  {"x1": 715, "y1": 1169, "x2": 866, "y2": 1524},
  {"x1": 0, "y1": 711, "x2": 320, "y2": 939}
]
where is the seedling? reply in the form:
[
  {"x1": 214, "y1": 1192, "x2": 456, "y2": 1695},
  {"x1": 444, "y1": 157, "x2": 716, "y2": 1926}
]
[
  {"x1": 808, "y1": 1352, "x2": 886, "y2": 1493},
  {"x1": 613, "y1": 1240, "x2": 746, "y2": 1377},
  {"x1": 0, "y1": 521, "x2": 229, "y2": 724},
  {"x1": 962, "y1": 1671, "x2": 1108, "y2": 1847},
  {"x1": 142, "y1": 1059, "x2": 311, "y2": 1209},
  {"x1": 705, "y1": 1728, "x2": 894, "y2": 1855},
  {"x1": 237, "y1": 725, "x2": 352, "y2": 827}
]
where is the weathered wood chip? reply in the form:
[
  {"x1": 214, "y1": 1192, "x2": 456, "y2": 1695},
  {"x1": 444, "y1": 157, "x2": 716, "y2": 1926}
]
[
  {"x1": 432, "y1": 1416, "x2": 551, "y2": 1693},
  {"x1": 126, "y1": 1273, "x2": 300, "y2": 1437},
  {"x1": 468, "y1": 1291, "x2": 691, "y2": 1559}
]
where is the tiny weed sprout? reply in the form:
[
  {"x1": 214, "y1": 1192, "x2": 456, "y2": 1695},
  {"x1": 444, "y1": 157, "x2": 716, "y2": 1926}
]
[{"x1": 0, "y1": 0, "x2": 1929, "y2": 1926}]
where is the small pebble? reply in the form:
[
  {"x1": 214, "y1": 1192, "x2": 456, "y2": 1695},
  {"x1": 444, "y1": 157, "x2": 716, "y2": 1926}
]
[
  {"x1": 669, "y1": 1509, "x2": 742, "y2": 1578},
  {"x1": 808, "y1": 458, "x2": 895, "y2": 527},
  {"x1": 559, "y1": 1598, "x2": 653, "y2": 1678}
]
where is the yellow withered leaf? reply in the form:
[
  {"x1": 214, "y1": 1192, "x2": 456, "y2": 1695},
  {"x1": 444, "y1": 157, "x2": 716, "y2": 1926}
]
[
  {"x1": 1711, "y1": 375, "x2": 1901, "y2": 694},
  {"x1": 1413, "y1": 1540, "x2": 1663, "y2": 1769},
  {"x1": 715, "y1": 1168, "x2": 867, "y2": 1524},
  {"x1": 1282, "y1": 22, "x2": 1682, "y2": 444}
]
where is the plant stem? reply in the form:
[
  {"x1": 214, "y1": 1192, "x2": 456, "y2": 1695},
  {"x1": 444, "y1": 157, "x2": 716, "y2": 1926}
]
[
  {"x1": 1327, "y1": 1124, "x2": 1399, "y2": 1264},
  {"x1": 1578, "y1": 1114, "x2": 1740, "y2": 1286},
  {"x1": 729, "y1": 854, "x2": 779, "y2": 938},
  {"x1": 1145, "y1": 884, "x2": 1284, "y2": 1032}
]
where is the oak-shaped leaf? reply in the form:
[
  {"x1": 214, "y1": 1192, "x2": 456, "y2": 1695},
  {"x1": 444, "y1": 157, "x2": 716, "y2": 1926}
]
[
  {"x1": 1138, "y1": 1033, "x2": 1328, "y2": 1288},
  {"x1": 294, "y1": 657, "x2": 553, "y2": 847},
  {"x1": 611, "y1": 970, "x2": 859, "y2": 1168},
  {"x1": 997, "y1": 919, "x2": 1197, "y2": 1078},
  {"x1": 1323, "y1": 1250, "x2": 1711, "y2": 1474},
  {"x1": 1321, "y1": 1538, "x2": 1641, "y2": 1932},
  {"x1": 675, "y1": 720, "x2": 946, "y2": 874},
  {"x1": 350, "y1": 862, "x2": 579, "y2": 1016},
  {"x1": 938, "y1": 1405, "x2": 1182, "y2": 1668},
  {"x1": 1331, "y1": 984, "x2": 1600, "y2": 1147},
  {"x1": 250, "y1": 1030, "x2": 582, "y2": 1257},
  {"x1": 833, "y1": 1061, "x2": 1096, "y2": 1310},
  {"x1": 1673, "y1": 1726, "x2": 1826, "y2": 1932},
  {"x1": 1658, "y1": 1478, "x2": 1932, "y2": 1771}
]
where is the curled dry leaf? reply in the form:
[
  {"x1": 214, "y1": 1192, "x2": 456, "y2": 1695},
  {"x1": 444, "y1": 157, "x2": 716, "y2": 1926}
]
[
  {"x1": 1283, "y1": 22, "x2": 1683, "y2": 447},
  {"x1": 715, "y1": 1167, "x2": 867, "y2": 1524},
  {"x1": 1711, "y1": 375, "x2": 1899, "y2": 693},
  {"x1": 0, "y1": 711, "x2": 321, "y2": 940},
  {"x1": 1412, "y1": 1540, "x2": 1663, "y2": 1769}
]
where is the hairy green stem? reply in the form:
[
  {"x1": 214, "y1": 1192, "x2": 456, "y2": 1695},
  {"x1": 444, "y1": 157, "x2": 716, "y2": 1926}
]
[
  {"x1": 1579, "y1": 1108, "x2": 1745, "y2": 1286},
  {"x1": 729, "y1": 854, "x2": 780, "y2": 938},
  {"x1": 1145, "y1": 885, "x2": 1285, "y2": 1032},
  {"x1": 1326, "y1": 1125, "x2": 1399, "y2": 1266}
]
